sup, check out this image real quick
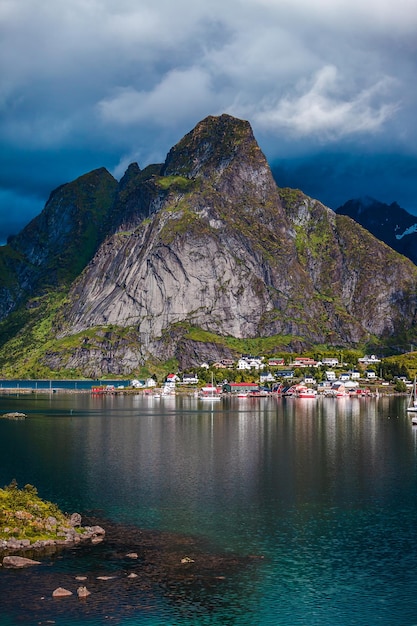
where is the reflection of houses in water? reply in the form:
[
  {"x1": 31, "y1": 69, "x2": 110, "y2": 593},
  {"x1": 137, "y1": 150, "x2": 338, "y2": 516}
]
[{"x1": 78, "y1": 392, "x2": 395, "y2": 524}]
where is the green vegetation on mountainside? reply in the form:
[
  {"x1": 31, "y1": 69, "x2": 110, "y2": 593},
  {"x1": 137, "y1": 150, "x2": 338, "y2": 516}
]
[{"x1": 0, "y1": 290, "x2": 69, "y2": 378}]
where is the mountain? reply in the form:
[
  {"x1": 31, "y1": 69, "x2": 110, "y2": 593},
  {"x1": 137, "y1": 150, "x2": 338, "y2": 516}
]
[
  {"x1": 1, "y1": 114, "x2": 417, "y2": 377},
  {"x1": 0, "y1": 167, "x2": 117, "y2": 321},
  {"x1": 336, "y1": 197, "x2": 417, "y2": 266}
]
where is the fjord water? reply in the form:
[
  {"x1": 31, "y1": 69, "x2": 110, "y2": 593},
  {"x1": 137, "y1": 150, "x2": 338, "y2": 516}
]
[{"x1": 1, "y1": 392, "x2": 416, "y2": 625}]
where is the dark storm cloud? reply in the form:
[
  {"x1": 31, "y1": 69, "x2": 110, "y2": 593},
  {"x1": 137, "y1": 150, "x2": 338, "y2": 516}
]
[{"x1": 1, "y1": 0, "x2": 416, "y2": 243}]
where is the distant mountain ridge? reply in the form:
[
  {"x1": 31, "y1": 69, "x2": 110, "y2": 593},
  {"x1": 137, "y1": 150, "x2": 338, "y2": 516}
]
[
  {"x1": 1, "y1": 114, "x2": 417, "y2": 377},
  {"x1": 336, "y1": 197, "x2": 417, "y2": 266}
]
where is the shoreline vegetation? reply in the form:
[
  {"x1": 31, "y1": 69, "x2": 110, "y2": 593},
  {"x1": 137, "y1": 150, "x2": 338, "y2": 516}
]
[{"x1": 0, "y1": 482, "x2": 105, "y2": 561}]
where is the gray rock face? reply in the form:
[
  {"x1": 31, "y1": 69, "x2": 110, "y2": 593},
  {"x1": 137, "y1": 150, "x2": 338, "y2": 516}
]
[{"x1": 49, "y1": 115, "x2": 417, "y2": 373}]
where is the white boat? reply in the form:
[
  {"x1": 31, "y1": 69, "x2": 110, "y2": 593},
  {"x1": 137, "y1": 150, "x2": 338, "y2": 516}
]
[
  {"x1": 297, "y1": 387, "x2": 317, "y2": 399},
  {"x1": 407, "y1": 377, "x2": 417, "y2": 413},
  {"x1": 200, "y1": 374, "x2": 221, "y2": 401}
]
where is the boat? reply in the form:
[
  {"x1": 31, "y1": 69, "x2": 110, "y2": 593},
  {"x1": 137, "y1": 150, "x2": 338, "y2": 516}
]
[
  {"x1": 247, "y1": 390, "x2": 269, "y2": 397},
  {"x1": 200, "y1": 374, "x2": 221, "y2": 401},
  {"x1": 407, "y1": 377, "x2": 417, "y2": 413},
  {"x1": 297, "y1": 386, "x2": 317, "y2": 399}
]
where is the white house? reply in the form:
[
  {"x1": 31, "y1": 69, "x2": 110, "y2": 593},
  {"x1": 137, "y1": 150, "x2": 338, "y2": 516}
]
[
  {"x1": 131, "y1": 379, "x2": 145, "y2": 388},
  {"x1": 260, "y1": 372, "x2": 275, "y2": 383},
  {"x1": 322, "y1": 358, "x2": 339, "y2": 366},
  {"x1": 165, "y1": 373, "x2": 180, "y2": 388},
  {"x1": 304, "y1": 376, "x2": 316, "y2": 385},
  {"x1": 326, "y1": 371, "x2": 336, "y2": 381},
  {"x1": 238, "y1": 356, "x2": 264, "y2": 370},
  {"x1": 344, "y1": 380, "x2": 359, "y2": 388},
  {"x1": 131, "y1": 378, "x2": 157, "y2": 388},
  {"x1": 358, "y1": 355, "x2": 381, "y2": 365},
  {"x1": 339, "y1": 373, "x2": 350, "y2": 381},
  {"x1": 182, "y1": 374, "x2": 199, "y2": 384},
  {"x1": 365, "y1": 370, "x2": 376, "y2": 379}
]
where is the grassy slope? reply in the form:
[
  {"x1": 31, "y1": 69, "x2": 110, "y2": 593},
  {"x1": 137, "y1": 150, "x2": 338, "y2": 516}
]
[{"x1": 0, "y1": 482, "x2": 71, "y2": 543}]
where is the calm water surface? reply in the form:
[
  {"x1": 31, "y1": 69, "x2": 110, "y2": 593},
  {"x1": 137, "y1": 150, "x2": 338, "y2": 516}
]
[{"x1": 0, "y1": 392, "x2": 416, "y2": 625}]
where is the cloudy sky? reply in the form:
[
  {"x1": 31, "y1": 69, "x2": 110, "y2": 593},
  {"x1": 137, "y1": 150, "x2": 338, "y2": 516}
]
[{"x1": 1, "y1": 0, "x2": 416, "y2": 242}]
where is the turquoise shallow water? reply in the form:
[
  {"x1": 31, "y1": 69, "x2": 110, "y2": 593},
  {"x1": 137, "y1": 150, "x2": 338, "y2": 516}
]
[{"x1": 0, "y1": 393, "x2": 416, "y2": 625}]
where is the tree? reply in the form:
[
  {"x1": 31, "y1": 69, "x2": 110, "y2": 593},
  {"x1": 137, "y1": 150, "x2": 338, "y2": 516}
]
[{"x1": 394, "y1": 379, "x2": 407, "y2": 393}]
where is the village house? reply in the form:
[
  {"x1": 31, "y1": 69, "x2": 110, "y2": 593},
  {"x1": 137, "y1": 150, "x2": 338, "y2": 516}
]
[
  {"x1": 303, "y1": 376, "x2": 316, "y2": 385},
  {"x1": 275, "y1": 370, "x2": 295, "y2": 379},
  {"x1": 213, "y1": 359, "x2": 235, "y2": 369},
  {"x1": 182, "y1": 374, "x2": 199, "y2": 384},
  {"x1": 260, "y1": 372, "x2": 276, "y2": 383},
  {"x1": 329, "y1": 382, "x2": 347, "y2": 396},
  {"x1": 358, "y1": 355, "x2": 381, "y2": 365},
  {"x1": 131, "y1": 378, "x2": 157, "y2": 388},
  {"x1": 237, "y1": 355, "x2": 264, "y2": 370},
  {"x1": 322, "y1": 357, "x2": 339, "y2": 367},
  {"x1": 268, "y1": 358, "x2": 285, "y2": 366},
  {"x1": 292, "y1": 357, "x2": 318, "y2": 367},
  {"x1": 326, "y1": 371, "x2": 336, "y2": 381},
  {"x1": 165, "y1": 373, "x2": 180, "y2": 388}
]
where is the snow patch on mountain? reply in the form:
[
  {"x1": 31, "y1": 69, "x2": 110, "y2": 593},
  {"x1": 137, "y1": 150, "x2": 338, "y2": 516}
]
[{"x1": 396, "y1": 222, "x2": 417, "y2": 240}]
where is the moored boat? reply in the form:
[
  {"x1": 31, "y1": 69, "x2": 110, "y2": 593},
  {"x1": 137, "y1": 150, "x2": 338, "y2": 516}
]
[
  {"x1": 297, "y1": 387, "x2": 317, "y2": 399},
  {"x1": 199, "y1": 374, "x2": 221, "y2": 400},
  {"x1": 407, "y1": 377, "x2": 417, "y2": 413}
]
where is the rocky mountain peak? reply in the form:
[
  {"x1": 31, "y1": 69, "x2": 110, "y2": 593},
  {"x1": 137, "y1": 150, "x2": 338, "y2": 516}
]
[
  {"x1": 118, "y1": 162, "x2": 141, "y2": 190},
  {"x1": 162, "y1": 114, "x2": 266, "y2": 180}
]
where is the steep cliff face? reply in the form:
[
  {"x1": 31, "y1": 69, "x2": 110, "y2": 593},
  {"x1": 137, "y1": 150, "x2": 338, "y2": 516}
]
[
  {"x1": 49, "y1": 115, "x2": 417, "y2": 373},
  {"x1": 281, "y1": 192, "x2": 417, "y2": 339},
  {"x1": 0, "y1": 168, "x2": 117, "y2": 321}
]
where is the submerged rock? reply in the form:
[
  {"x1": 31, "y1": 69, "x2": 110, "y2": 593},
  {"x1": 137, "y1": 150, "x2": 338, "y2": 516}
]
[
  {"x1": 2, "y1": 555, "x2": 41, "y2": 568},
  {"x1": 52, "y1": 587, "x2": 73, "y2": 598},
  {"x1": 1, "y1": 412, "x2": 27, "y2": 420},
  {"x1": 77, "y1": 585, "x2": 91, "y2": 598}
]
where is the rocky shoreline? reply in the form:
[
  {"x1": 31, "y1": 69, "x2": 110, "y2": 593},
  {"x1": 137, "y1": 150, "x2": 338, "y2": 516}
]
[
  {"x1": 0, "y1": 517, "x2": 263, "y2": 623},
  {"x1": 0, "y1": 513, "x2": 105, "y2": 563}
]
